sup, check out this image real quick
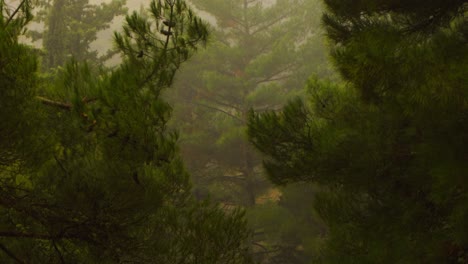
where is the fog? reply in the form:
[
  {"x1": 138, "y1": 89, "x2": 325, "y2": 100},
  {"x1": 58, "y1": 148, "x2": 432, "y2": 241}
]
[{"x1": 1, "y1": 0, "x2": 466, "y2": 263}]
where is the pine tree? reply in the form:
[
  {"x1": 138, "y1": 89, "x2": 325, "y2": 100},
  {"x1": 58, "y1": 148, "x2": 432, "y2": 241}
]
[
  {"x1": 0, "y1": 0, "x2": 36, "y2": 169},
  {"x1": 248, "y1": 0, "x2": 468, "y2": 262},
  {"x1": 1, "y1": 0, "x2": 252, "y2": 262},
  {"x1": 28, "y1": 0, "x2": 127, "y2": 69},
  {"x1": 170, "y1": 0, "x2": 328, "y2": 206},
  {"x1": 168, "y1": 1, "x2": 330, "y2": 262}
]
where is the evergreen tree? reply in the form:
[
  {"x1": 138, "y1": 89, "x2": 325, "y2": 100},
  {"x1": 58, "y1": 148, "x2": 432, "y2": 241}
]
[
  {"x1": 28, "y1": 0, "x2": 127, "y2": 69},
  {"x1": 1, "y1": 0, "x2": 252, "y2": 262},
  {"x1": 249, "y1": 0, "x2": 468, "y2": 263}
]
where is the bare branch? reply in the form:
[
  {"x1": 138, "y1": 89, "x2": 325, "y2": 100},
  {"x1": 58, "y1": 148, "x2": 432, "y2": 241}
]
[
  {"x1": 163, "y1": 0, "x2": 175, "y2": 51},
  {"x1": 5, "y1": 0, "x2": 28, "y2": 26},
  {"x1": 201, "y1": 175, "x2": 247, "y2": 183},
  {"x1": 187, "y1": 101, "x2": 244, "y2": 123},
  {"x1": 37, "y1": 96, "x2": 72, "y2": 110},
  {"x1": 0, "y1": 242, "x2": 25, "y2": 264},
  {"x1": 52, "y1": 241, "x2": 66, "y2": 264},
  {"x1": 0, "y1": 231, "x2": 77, "y2": 240},
  {"x1": 36, "y1": 96, "x2": 97, "y2": 110}
]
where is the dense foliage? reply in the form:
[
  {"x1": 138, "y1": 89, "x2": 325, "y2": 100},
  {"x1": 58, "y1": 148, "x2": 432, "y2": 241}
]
[
  {"x1": 0, "y1": 0, "x2": 252, "y2": 262},
  {"x1": 3, "y1": 0, "x2": 466, "y2": 262},
  {"x1": 249, "y1": 0, "x2": 468, "y2": 262}
]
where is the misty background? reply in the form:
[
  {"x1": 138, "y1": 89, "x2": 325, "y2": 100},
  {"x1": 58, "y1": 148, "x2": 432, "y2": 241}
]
[{"x1": 2, "y1": 0, "x2": 466, "y2": 263}]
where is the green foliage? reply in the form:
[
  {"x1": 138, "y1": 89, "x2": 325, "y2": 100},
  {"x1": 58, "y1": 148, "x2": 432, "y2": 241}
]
[
  {"x1": 249, "y1": 0, "x2": 468, "y2": 263},
  {"x1": 0, "y1": 1, "x2": 252, "y2": 262}
]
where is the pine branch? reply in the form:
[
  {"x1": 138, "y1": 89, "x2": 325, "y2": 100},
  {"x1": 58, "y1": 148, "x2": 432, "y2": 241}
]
[
  {"x1": 254, "y1": 62, "x2": 298, "y2": 85},
  {"x1": 194, "y1": 90, "x2": 243, "y2": 112},
  {"x1": 250, "y1": 10, "x2": 293, "y2": 35}
]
